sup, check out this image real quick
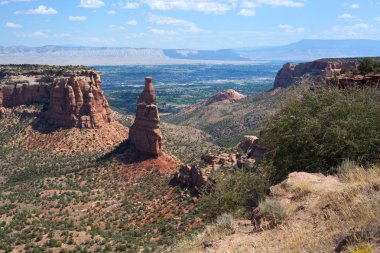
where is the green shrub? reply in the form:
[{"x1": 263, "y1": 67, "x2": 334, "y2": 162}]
[
  {"x1": 199, "y1": 169, "x2": 267, "y2": 218},
  {"x1": 261, "y1": 87, "x2": 380, "y2": 182},
  {"x1": 358, "y1": 58, "x2": 380, "y2": 74}
]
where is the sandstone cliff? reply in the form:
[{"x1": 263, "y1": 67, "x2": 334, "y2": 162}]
[
  {"x1": 129, "y1": 77, "x2": 163, "y2": 157},
  {"x1": 46, "y1": 71, "x2": 112, "y2": 128},
  {"x1": 274, "y1": 59, "x2": 358, "y2": 88},
  {"x1": 0, "y1": 65, "x2": 113, "y2": 129}
]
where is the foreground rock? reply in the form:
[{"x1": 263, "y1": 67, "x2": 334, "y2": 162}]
[
  {"x1": 46, "y1": 71, "x2": 112, "y2": 128},
  {"x1": 129, "y1": 77, "x2": 163, "y2": 157}
]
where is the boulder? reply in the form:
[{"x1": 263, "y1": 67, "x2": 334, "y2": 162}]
[
  {"x1": 238, "y1": 135, "x2": 266, "y2": 160},
  {"x1": 46, "y1": 71, "x2": 112, "y2": 128},
  {"x1": 173, "y1": 164, "x2": 210, "y2": 193},
  {"x1": 129, "y1": 77, "x2": 163, "y2": 157}
]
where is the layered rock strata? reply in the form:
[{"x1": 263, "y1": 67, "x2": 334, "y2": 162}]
[
  {"x1": 274, "y1": 60, "x2": 358, "y2": 88},
  {"x1": 46, "y1": 71, "x2": 112, "y2": 128},
  {"x1": 0, "y1": 83, "x2": 49, "y2": 107},
  {"x1": 129, "y1": 77, "x2": 163, "y2": 157},
  {"x1": 0, "y1": 66, "x2": 113, "y2": 129}
]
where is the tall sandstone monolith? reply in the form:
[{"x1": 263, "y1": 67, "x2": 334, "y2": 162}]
[
  {"x1": 46, "y1": 71, "x2": 112, "y2": 128},
  {"x1": 129, "y1": 77, "x2": 163, "y2": 157}
]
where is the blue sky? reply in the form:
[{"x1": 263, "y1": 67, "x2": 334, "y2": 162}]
[{"x1": 1, "y1": 0, "x2": 380, "y2": 49}]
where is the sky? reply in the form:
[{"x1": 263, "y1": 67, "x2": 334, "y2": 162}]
[{"x1": 1, "y1": 0, "x2": 380, "y2": 49}]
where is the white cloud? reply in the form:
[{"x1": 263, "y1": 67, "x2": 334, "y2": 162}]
[
  {"x1": 238, "y1": 8, "x2": 256, "y2": 16},
  {"x1": 79, "y1": 0, "x2": 105, "y2": 8},
  {"x1": 109, "y1": 25, "x2": 126, "y2": 31},
  {"x1": 4, "y1": 22, "x2": 22, "y2": 28},
  {"x1": 149, "y1": 15, "x2": 202, "y2": 32},
  {"x1": 150, "y1": 28, "x2": 177, "y2": 35},
  {"x1": 279, "y1": 24, "x2": 304, "y2": 32},
  {"x1": 16, "y1": 31, "x2": 48, "y2": 38},
  {"x1": 127, "y1": 19, "x2": 138, "y2": 25},
  {"x1": 107, "y1": 10, "x2": 116, "y2": 14},
  {"x1": 15, "y1": 5, "x2": 58, "y2": 15},
  {"x1": 337, "y1": 13, "x2": 358, "y2": 20},
  {"x1": 255, "y1": 0, "x2": 304, "y2": 7},
  {"x1": 33, "y1": 31, "x2": 46, "y2": 37},
  {"x1": 350, "y1": 23, "x2": 369, "y2": 29},
  {"x1": 1, "y1": 0, "x2": 34, "y2": 4},
  {"x1": 350, "y1": 3, "x2": 359, "y2": 9},
  {"x1": 118, "y1": 1, "x2": 139, "y2": 9},
  {"x1": 142, "y1": 0, "x2": 235, "y2": 14},
  {"x1": 238, "y1": 0, "x2": 303, "y2": 17},
  {"x1": 375, "y1": 16, "x2": 380, "y2": 21},
  {"x1": 68, "y1": 16, "x2": 87, "y2": 21}
]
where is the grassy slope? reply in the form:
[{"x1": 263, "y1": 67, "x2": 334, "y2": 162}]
[{"x1": 174, "y1": 163, "x2": 380, "y2": 253}]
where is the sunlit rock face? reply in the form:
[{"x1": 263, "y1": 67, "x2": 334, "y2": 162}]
[
  {"x1": 46, "y1": 71, "x2": 113, "y2": 129},
  {"x1": 129, "y1": 77, "x2": 163, "y2": 157}
]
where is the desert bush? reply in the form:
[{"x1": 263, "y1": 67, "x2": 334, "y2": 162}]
[
  {"x1": 199, "y1": 169, "x2": 267, "y2": 218},
  {"x1": 358, "y1": 58, "x2": 380, "y2": 74},
  {"x1": 215, "y1": 213, "x2": 237, "y2": 234},
  {"x1": 261, "y1": 87, "x2": 380, "y2": 182},
  {"x1": 257, "y1": 199, "x2": 289, "y2": 227}
]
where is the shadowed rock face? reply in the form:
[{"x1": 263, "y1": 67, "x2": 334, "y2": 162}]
[
  {"x1": 129, "y1": 77, "x2": 163, "y2": 157},
  {"x1": 46, "y1": 71, "x2": 112, "y2": 129},
  {"x1": 0, "y1": 84, "x2": 50, "y2": 107}
]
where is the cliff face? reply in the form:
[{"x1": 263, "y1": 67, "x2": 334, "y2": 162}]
[
  {"x1": 0, "y1": 65, "x2": 113, "y2": 129},
  {"x1": 129, "y1": 77, "x2": 163, "y2": 157},
  {"x1": 274, "y1": 60, "x2": 358, "y2": 88},
  {"x1": 46, "y1": 71, "x2": 112, "y2": 128},
  {"x1": 0, "y1": 84, "x2": 49, "y2": 107}
]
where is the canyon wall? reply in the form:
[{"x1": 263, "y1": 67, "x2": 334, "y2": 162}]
[
  {"x1": 0, "y1": 66, "x2": 113, "y2": 129},
  {"x1": 274, "y1": 60, "x2": 358, "y2": 88}
]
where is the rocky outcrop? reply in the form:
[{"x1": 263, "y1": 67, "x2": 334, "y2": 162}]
[
  {"x1": 0, "y1": 65, "x2": 113, "y2": 129},
  {"x1": 129, "y1": 77, "x2": 163, "y2": 157},
  {"x1": 186, "y1": 89, "x2": 245, "y2": 111},
  {"x1": 46, "y1": 71, "x2": 112, "y2": 128},
  {"x1": 173, "y1": 165, "x2": 210, "y2": 193},
  {"x1": 274, "y1": 60, "x2": 358, "y2": 88},
  {"x1": 0, "y1": 83, "x2": 49, "y2": 107},
  {"x1": 333, "y1": 73, "x2": 380, "y2": 88},
  {"x1": 238, "y1": 135, "x2": 266, "y2": 161}
]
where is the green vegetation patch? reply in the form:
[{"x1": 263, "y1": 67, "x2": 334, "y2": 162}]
[{"x1": 261, "y1": 87, "x2": 380, "y2": 182}]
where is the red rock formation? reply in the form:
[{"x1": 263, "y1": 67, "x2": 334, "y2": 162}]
[
  {"x1": 129, "y1": 77, "x2": 163, "y2": 157},
  {"x1": 274, "y1": 60, "x2": 358, "y2": 88},
  {"x1": 0, "y1": 83, "x2": 49, "y2": 107},
  {"x1": 0, "y1": 86, "x2": 2, "y2": 107},
  {"x1": 186, "y1": 89, "x2": 245, "y2": 111},
  {"x1": 46, "y1": 71, "x2": 112, "y2": 128},
  {"x1": 334, "y1": 73, "x2": 380, "y2": 88}
]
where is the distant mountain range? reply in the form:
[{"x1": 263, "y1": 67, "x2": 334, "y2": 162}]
[{"x1": 0, "y1": 39, "x2": 379, "y2": 65}]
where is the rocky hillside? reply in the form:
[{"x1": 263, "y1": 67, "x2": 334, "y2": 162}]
[
  {"x1": 175, "y1": 164, "x2": 380, "y2": 252},
  {"x1": 0, "y1": 65, "x2": 222, "y2": 252},
  {"x1": 164, "y1": 86, "x2": 303, "y2": 146},
  {"x1": 185, "y1": 89, "x2": 246, "y2": 112}
]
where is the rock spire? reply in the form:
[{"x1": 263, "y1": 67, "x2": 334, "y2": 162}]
[{"x1": 129, "y1": 77, "x2": 163, "y2": 157}]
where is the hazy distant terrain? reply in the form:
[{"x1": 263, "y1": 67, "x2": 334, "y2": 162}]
[{"x1": 1, "y1": 39, "x2": 379, "y2": 65}]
